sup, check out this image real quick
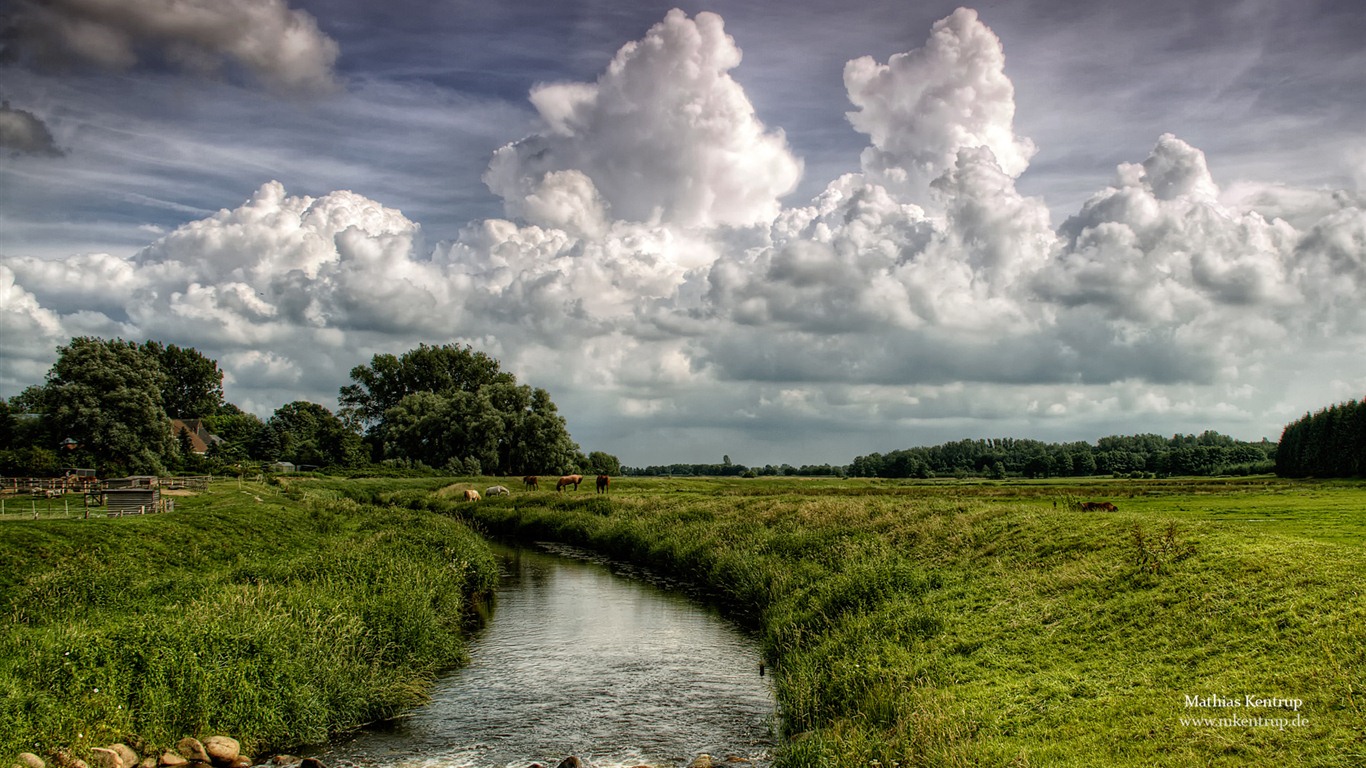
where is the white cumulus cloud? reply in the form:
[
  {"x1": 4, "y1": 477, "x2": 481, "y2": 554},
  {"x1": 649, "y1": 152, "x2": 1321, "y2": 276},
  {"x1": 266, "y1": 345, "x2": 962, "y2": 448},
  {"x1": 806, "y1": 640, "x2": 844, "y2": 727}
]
[
  {"x1": 3, "y1": 7, "x2": 1363, "y2": 461},
  {"x1": 843, "y1": 7, "x2": 1037, "y2": 204},
  {"x1": 483, "y1": 9, "x2": 802, "y2": 229}
]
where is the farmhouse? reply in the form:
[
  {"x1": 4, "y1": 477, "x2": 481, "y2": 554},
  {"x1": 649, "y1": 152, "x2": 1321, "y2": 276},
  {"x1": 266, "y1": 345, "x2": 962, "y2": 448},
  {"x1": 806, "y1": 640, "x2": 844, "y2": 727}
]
[{"x1": 170, "y1": 419, "x2": 223, "y2": 455}]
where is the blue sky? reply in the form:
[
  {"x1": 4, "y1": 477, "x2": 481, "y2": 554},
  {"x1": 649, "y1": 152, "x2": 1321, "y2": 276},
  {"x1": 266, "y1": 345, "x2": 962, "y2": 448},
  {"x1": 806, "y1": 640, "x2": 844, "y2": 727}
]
[{"x1": 2, "y1": 0, "x2": 1364, "y2": 465}]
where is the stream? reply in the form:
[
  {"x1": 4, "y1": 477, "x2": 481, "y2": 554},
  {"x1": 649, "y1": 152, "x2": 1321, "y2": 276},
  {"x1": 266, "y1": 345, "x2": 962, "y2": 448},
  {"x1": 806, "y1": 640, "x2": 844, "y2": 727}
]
[{"x1": 316, "y1": 541, "x2": 777, "y2": 768}]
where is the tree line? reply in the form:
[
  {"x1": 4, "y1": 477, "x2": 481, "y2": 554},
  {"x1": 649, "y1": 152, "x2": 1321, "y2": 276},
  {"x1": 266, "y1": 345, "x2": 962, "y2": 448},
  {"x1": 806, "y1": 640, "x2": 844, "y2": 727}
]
[
  {"x1": 848, "y1": 432, "x2": 1277, "y2": 479},
  {"x1": 1, "y1": 338, "x2": 619, "y2": 478},
  {"x1": 624, "y1": 455, "x2": 846, "y2": 478},
  {"x1": 1275, "y1": 399, "x2": 1365, "y2": 478},
  {"x1": 625, "y1": 433, "x2": 1280, "y2": 479}
]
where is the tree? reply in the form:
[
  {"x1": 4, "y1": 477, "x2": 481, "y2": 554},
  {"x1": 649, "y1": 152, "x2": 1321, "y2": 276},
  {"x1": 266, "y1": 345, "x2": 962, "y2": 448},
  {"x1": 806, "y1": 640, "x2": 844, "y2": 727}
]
[
  {"x1": 264, "y1": 401, "x2": 363, "y2": 468},
  {"x1": 345, "y1": 345, "x2": 582, "y2": 475},
  {"x1": 1024, "y1": 452, "x2": 1052, "y2": 479},
  {"x1": 40, "y1": 337, "x2": 175, "y2": 475},
  {"x1": 588, "y1": 451, "x2": 622, "y2": 475},
  {"x1": 142, "y1": 341, "x2": 224, "y2": 417},
  {"x1": 1276, "y1": 399, "x2": 1365, "y2": 478},
  {"x1": 0, "y1": 401, "x2": 15, "y2": 450},
  {"x1": 339, "y1": 344, "x2": 513, "y2": 431},
  {"x1": 203, "y1": 403, "x2": 266, "y2": 462}
]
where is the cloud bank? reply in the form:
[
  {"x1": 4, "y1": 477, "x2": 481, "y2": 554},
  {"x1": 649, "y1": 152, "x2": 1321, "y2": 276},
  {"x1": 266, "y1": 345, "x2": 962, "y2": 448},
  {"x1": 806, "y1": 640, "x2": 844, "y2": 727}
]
[{"x1": 4, "y1": 7, "x2": 1363, "y2": 461}]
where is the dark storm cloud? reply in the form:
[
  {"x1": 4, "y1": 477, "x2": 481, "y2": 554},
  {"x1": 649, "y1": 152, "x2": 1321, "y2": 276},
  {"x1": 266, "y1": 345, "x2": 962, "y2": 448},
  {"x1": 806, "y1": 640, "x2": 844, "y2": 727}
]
[
  {"x1": 0, "y1": 100, "x2": 62, "y2": 155},
  {"x1": 1, "y1": 0, "x2": 339, "y2": 92}
]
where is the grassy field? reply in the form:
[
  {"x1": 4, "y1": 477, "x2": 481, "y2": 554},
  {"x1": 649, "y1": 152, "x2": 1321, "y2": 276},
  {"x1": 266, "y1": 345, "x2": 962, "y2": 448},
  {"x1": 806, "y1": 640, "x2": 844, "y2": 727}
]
[
  {"x1": 344, "y1": 474, "x2": 1366, "y2": 768},
  {"x1": 0, "y1": 477, "x2": 498, "y2": 759},
  {"x1": 4, "y1": 474, "x2": 1361, "y2": 767}
]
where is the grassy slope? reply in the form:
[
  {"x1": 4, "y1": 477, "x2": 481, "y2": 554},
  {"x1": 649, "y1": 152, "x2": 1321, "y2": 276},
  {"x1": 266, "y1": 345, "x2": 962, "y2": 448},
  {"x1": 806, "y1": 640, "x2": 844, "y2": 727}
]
[
  {"x1": 367, "y1": 475, "x2": 1365, "y2": 768},
  {"x1": 0, "y1": 477, "x2": 497, "y2": 759}
]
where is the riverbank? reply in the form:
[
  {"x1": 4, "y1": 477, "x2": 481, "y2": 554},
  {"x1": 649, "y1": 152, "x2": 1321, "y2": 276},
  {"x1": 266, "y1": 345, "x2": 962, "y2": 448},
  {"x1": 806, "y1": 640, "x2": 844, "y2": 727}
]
[
  {"x1": 0, "y1": 478, "x2": 498, "y2": 760},
  {"x1": 360, "y1": 475, "x2": 1366, "y2": 767}
]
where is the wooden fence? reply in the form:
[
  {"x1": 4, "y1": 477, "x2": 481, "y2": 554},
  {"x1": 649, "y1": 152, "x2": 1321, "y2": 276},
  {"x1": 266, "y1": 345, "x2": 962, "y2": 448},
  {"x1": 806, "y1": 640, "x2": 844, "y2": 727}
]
[{"x1": 0, "y1": 475, "x2": 206, "y2": 519}]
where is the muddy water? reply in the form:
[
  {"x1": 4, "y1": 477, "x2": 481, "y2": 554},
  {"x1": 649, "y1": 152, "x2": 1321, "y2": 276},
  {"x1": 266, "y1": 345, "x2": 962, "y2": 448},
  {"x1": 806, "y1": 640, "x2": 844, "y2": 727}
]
[{"x1": 318, "y1": 542, "x2": 776, "y2": 768}]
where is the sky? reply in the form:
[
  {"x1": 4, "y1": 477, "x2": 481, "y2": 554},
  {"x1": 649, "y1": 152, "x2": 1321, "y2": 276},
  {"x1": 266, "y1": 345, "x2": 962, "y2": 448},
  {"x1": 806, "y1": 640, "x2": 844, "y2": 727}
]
[{"x1": 1, "y1": 0, "x2": 1364, "y2": 467}]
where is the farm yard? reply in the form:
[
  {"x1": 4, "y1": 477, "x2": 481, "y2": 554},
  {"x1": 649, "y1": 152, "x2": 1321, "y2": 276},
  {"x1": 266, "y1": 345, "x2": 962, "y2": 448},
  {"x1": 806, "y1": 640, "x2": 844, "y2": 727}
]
[
  {"x1": 0, "y1": 475, "x2": 213, "y2": 519},
  {"x1": 2, "y1": 473, "x2": 1363, "y2": 767}
]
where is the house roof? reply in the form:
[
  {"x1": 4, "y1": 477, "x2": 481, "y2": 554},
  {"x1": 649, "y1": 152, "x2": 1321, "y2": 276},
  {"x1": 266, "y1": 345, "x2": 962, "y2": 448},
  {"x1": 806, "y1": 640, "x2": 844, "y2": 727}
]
[{"x1": 170, "y1": 419, "x2": 222, "y2": 454}]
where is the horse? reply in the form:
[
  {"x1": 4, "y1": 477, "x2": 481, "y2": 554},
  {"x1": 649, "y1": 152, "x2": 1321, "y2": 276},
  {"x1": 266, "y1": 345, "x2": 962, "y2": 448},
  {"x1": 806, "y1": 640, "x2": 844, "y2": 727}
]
[
  {"x1": 596, "y1": 475, "x2": 610, "y2": 494},
  {"x1": 463, "y1": 489, "x2": 481, "y2": 502},
  {"x1": 1080, "y1": 501, "x2": 1117, "y2": 512},
  {"x1": 556, "y1": 474, "x2": 583, "y2": 492},
  {"x1": 523, "y1": 475, "x2": 539, "y2": 490},
  {"x1": 486, "y1": 485, "x2": 510, "y2": 497}
]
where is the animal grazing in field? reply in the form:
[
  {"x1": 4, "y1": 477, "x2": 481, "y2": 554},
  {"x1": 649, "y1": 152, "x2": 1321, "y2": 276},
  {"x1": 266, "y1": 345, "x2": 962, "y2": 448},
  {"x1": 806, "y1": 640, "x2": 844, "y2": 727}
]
[
  {"x1": 596, "y1": 475, "x2": 610, "y2": 493},
  {"x1": 463, "y1": 489, "x2": 481, "y2": 502},
  {"x1": 523, "y1": 475, "x2": 539, "y2": 490},
  {"x1": 1080, "y1": 501, "x2": 1118, "y2": 512},
  {"x1": 486, "y1": 485, "x2": 510, "y2": 496},
  {"x1": 557, "y1": 474, "x2": 584, "y2": 492}
]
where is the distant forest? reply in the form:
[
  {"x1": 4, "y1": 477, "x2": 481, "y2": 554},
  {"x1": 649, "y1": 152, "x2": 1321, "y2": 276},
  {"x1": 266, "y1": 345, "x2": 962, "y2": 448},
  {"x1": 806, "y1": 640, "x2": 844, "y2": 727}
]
[
  {"x1": 1276, "y1": 399, "x2": 1365, "y2": 478},
  {"x1": 629, "y1": 401, "x2": 1366, "y2": 480},
  {"x1": 626, "y1": 431, "x2": 1279, "y2": 479}
]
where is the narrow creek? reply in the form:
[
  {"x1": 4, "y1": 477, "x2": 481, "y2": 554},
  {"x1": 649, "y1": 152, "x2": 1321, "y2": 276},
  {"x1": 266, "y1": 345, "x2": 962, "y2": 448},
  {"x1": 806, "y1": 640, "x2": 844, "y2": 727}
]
[{"x1": 317, "y1": 541, "x2": 777, "y2": 768}]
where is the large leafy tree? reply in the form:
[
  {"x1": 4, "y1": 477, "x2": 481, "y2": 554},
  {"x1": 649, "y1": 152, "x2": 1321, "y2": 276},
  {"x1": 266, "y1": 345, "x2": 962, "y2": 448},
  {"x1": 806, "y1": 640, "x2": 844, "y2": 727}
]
[
  {"x1": 41, "y1": 337, "x2": 175, "y2": 475},
  {"x1": 346, "y1": 344, "x2": 581, "y2": 474},
  {"x1": 259, "y1": 401, "x2": 364, "y2": 468},
  {"x1": 143, "y1": 341, "x2": 224, "y2": 417},
  {"x1": 587, "y1": 451, "x2": 622, "y2": 475},
  {"x1": 202, "y1": 403, "x2": 267, "y2": 463},
  {"x1": 339, "y1": 344, "x2": 513, "y2": 430}
]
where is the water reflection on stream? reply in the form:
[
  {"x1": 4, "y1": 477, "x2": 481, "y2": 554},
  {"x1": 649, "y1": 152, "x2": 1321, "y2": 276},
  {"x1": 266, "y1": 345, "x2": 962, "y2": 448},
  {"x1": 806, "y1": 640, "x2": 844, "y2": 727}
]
[{"x1": 318, "y1": 542, "x2": 776, "y2": 768}]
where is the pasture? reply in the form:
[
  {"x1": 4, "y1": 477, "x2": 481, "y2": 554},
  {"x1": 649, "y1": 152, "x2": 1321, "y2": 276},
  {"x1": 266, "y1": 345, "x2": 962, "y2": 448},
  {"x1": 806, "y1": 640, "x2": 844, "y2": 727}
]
[
  {"x1": 2, "y1": 473, "x2": 1361, "y2": 767},
  {"x1": 356, "y1": 474, "x2": 1366, "y2": 768}
]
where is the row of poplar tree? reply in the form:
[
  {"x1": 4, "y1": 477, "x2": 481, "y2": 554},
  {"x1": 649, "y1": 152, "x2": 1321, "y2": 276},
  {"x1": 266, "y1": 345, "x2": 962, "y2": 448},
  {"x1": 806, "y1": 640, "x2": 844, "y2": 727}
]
[{"x1": 1275, "y1": 399, "x2": 1366, "y2": 478}]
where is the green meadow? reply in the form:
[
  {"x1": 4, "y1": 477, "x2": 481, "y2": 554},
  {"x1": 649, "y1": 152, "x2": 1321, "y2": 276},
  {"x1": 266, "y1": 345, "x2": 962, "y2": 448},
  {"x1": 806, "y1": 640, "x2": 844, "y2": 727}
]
[
  {"x1": 356, "y1": 474, "x2": 1366, "y2": 767},
  {"x1": 2, "y1": 474, "x2": 1363, "y2": 767}
]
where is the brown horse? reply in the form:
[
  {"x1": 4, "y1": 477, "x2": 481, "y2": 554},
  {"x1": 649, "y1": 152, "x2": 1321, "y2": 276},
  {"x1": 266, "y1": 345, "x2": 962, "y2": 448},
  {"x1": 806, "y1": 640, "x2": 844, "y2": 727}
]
[
  {"x1": 556, "y1": 474, "x2": 583, "y2": 492},
  {"x1": 596, "y1": 475, "x2": 610, "y2": 493},
  {"x1": 523, "y1": 475, "x2": 539, "y2": 490},
  {"x1": 1080, "y1": 501, "x2": 1118, "y2": 512}
]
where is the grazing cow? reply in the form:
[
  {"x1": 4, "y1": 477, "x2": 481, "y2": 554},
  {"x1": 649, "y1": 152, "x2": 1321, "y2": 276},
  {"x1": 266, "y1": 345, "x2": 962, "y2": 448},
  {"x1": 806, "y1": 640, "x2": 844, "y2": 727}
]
[
  {"x1": 557, "y1": 474, "x2": 584, "y2": 492},
  {"x1": 596, "y1": 474, "x2": 610, "y2": 494},
  {"x1": 1080, "y1": 501, "x2": 1118, "y2": 512},
  {"x1": 463, "y1": 489, "x2": 481, "y2": 502},
  {"x1": 486, "y1": 485, "x2": 510, "y2": 497},
  {"x1": 523, "y1": 475, "x2": 539, "y2": 490}
]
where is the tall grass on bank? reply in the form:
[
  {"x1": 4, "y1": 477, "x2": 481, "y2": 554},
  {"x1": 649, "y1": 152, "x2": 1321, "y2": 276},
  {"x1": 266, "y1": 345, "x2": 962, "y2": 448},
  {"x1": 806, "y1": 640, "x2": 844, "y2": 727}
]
[
  {"x1": 0, "y1": 480, "x2": 498, "y2": 758},
  {"x1": 353, "y1": 475, "x2": 1366, "y2": 768}
]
